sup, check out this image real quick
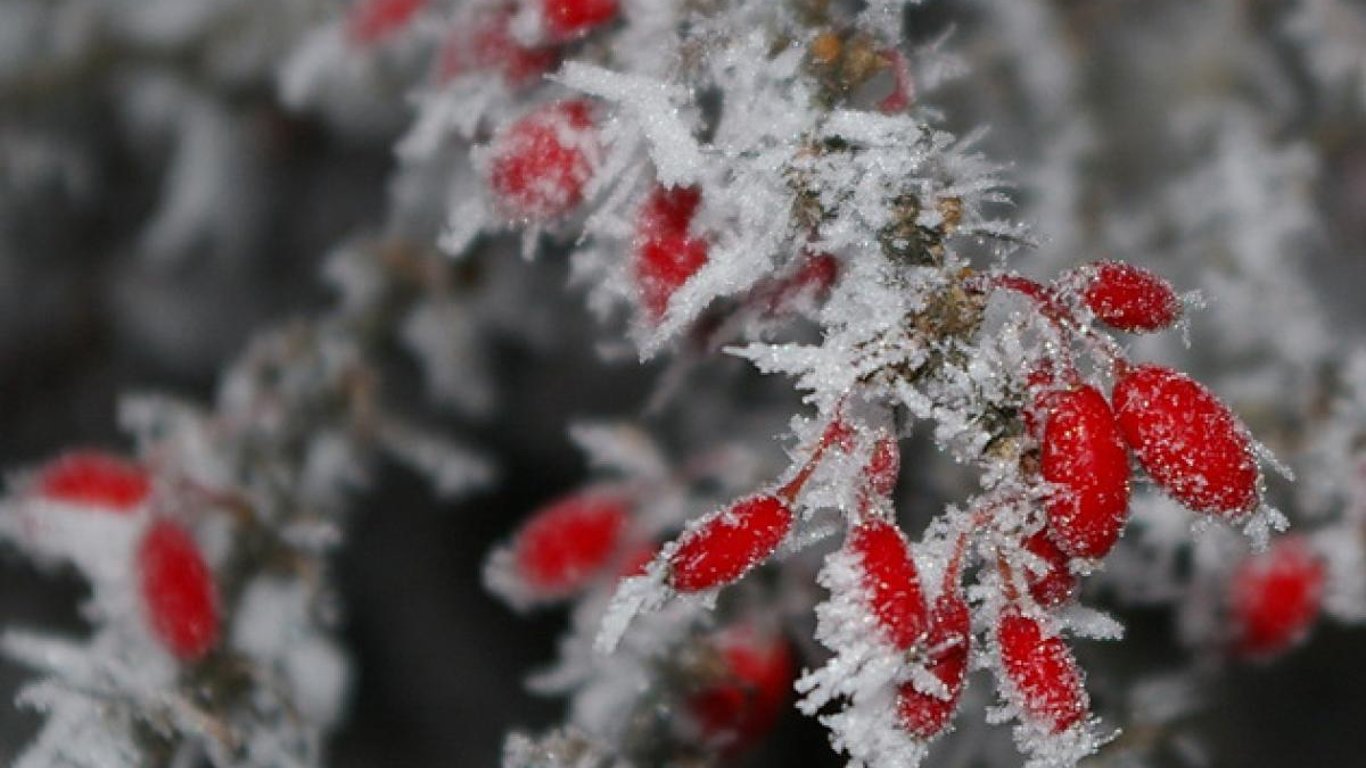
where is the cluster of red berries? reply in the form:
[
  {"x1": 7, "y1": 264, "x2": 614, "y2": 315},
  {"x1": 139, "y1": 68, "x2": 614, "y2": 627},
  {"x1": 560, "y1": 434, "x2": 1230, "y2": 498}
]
[
  {"x1": 496, "y1": 486, "x2": 799, "y2": 753},
  {"x1": 32, "y1": 452, "x2": 221, "y2": 662}
]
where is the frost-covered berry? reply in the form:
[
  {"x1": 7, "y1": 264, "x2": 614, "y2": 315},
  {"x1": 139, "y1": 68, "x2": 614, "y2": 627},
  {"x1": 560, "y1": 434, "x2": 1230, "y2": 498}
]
[
  {"x1": 1022, "y1": 530, "x2": 1077, "y2": 608},
  {"x1": 1229, "y1": 536, "x2": 1325, "y2": 659},
  {"x1": 849, "y1": 519, "x2": 927, "y2": 649},
  {"x1": 997, "y1": 608, "x2": 1088, "y2": 733},
  {"x1": 897, "y1": 592, "x2": 971, "y2": 739},
  {"x1": 862, "y1": 435, "x2": 900, "y2": 499},
  {"x1": 1113, "y1": 364, "x2": 1260, "y2": 517},
  {"x1": 35, "y1": 451, "x2": 151, "y2": 512},
  {"x1": 668, "y1": 495, "x2": 793, "y2": 592},
  {"x1": 635, "y1": 185, "x2": 709, "y2": 320},
  {"x1": 438, "y1": 8, "x2": 557, "y2": 87},
  {"x1": 1039, "y1": 385, "x2": 1131, "y2": 560},
  {"x1": 1082, "y1": 261, "x2": 1181, "y2": 333},
  {"x1": 542, "y1": 0, "x2": 618, "y2": 41},
  {"x1": 485, "y1": 100, "x2": 598, "y2": 221},
  {"x1": 346, "y1": 0, "x2": 426, "y2": 46},
  {"x1": 137, "y1": 520, "x2": 219, "y2": 661},
  {"x1": 687, "y1": 626, "x2": 794, "y2": 754},
  {"x1": 513, "y1": 493, "x2": 629, "y2": 596}
]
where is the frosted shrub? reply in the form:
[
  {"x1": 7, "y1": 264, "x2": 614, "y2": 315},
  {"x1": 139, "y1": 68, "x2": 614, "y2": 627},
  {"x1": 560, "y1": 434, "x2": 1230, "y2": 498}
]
[{"x1": 0, "y1": 1, "x2": 1364, "y2": 767}]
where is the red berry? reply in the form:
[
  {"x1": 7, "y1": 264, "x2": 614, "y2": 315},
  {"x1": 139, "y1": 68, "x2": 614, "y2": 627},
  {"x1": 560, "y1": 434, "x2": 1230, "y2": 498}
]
[
  {"x1": 1021, "y1": 531, "x2": 1077, "y2": 608},
  {"x1": 346, "y1": 0, "x2": 426, "y2": 45},
  {"x1": 1082, "y1": 261, "x2": 1181, "y2": 333},
  {"x1": 615, "y1": 540, "x2": 661, "y2": 580},
  {"x1": 542, "y1": 0, "x2": 618, "y2": 41},
  {"x1": 438, "y1": 8, "x2": 558, "y2": 86},
  {"x1": 760, "y1": 252, "x2": 839, "y2": 314},
  {"x1": 486, "y1": 100, "x2": 598, "y2": 221},
  {"x1": 668, "y1": 495, "x2": 793, "y2": 592},
  {"x1": 1113, "y1": 364, "x2": 1260, "y2": 517},
  {"x1": 862, "y1": 435, "x2": 900, "y2": 499},
  {"x1": 137, "y1": 520, "x2": 219, "y2": 661},
  {"x1": 1229, "y1": 536, "x2": 1325, "y2": 659},
  {"x1": 514, "y1": 493, "x2": 629, "y2": 595},
  {"x1": 848, "y1": 519, "x2": 927, "y2": 649},
  {"x1": 996, "y1": 608, "x2": 1088, "y2": 733},
  {"x1": 687, "y1": 626, "x2": 794, "y2": 754},
  {"x1": 1039, "y1": 385, "x2": 1131, "y2": 560},
  {"x1": 35, "y1": 451, "x2": 151, "y2": 512},
  {"x1": 635, "y1": 185, "x2": 709, "y2": 321},
  {"x1": 897, "y1": 592, "x2": 971, "y2": 739}
]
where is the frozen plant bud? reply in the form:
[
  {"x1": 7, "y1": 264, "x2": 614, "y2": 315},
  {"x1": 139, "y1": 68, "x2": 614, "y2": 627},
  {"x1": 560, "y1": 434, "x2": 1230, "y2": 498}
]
[
  {"x1": 1039, "y1": 384, "x2": 1131, "y2": 560},
  {"x1": 137, "y1": 520, "x2": 220, "y2": 661},
  {"x1": 485, "y1": 100, "x2": 600, "y2": 221},
  {"x1": 1113, "y1": 364, "x2": 1260, "y2": 518},
  {"x1": 1081, "y1": 261, "x2": 1182, "y2": 333}
]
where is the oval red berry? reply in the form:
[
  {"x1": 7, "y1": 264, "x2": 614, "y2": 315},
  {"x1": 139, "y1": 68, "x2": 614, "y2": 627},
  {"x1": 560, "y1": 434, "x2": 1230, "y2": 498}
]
[
  {"x1": 849, "y1": 519, "x2": 927, "y2": 649},
  {"x1": 36, "y1": 451, "x2": 151, "y2": 512},
  {"x1": 137, "y1": 520, "x2": 220, "y2": 661},
  {"x1": 897, "y1": 592, "x2": 971, "y2": 739},
  {"x1": 542, "y1": 0, "x2": 618, "y2": 40},
  {"x1": 1022, "y1": 530, "x2": 1077, "y2": 608},
  {"x1": 1040, "y1": 385, "x2": 1131, "y2": 560},
  {"x1": 346, "y1": 0, "x2": 426, "y2": 45},
  {"x1": 486, "y1": 100, "x2": 598, "y2": 221},
  {"x1": 438, "y1": 9, "x2": 557, "y2": 87},
  {"x1": 668, "y1": 495, "x2": 793, "y2": 593},
  {"x1": 997, "y1": 608, "x2": 1088, "y2": 733},
  {"x1": 687, "y1": 626, "x2": 794, "y2": 754},
  {"x1": 514, "y1": 493, "x2": 629, "y2": 595},
  {"x1": 1082, "y1": 261, "x2": 1181, "y2": 333},
  {"x1": 862, "y1": 435, "x2": 900, "y2": 499},
  {"x1": 635, "y1": 185, "x2": 709, "y2": 320},
  {"x1": 1113, "y1": 364, "x2": 1260, "y2": 517},
  {"x1": 1230, "y1": 536, "x2": 1324, "y2": 659}
]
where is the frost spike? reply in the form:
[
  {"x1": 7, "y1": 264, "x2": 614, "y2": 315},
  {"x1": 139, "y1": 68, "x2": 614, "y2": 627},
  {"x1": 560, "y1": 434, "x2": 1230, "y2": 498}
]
[
  {"x1": 997, "y1": 608, "x2": 1089, "y2": 734},
  {"x1": 667, "y1": 495, "x2": 793, "y2": 592},
  {"x1": 1039, "y1": 384, "x2": 1131, "y2": 560},
  {"x1": 1113, "y1": 364, "x2": 1260, "y2": 517},
  {"x1": 849, "y1": 518, "x2": 927, "y2": 649}
]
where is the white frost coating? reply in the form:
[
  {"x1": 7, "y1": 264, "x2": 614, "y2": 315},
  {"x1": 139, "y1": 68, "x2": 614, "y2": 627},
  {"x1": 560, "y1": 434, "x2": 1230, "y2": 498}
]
[
  {"x1": 568, "y1": 421, "x2": 669, "y2": 480},
  {"x1": 556, "y1": 62, "x2": 704, "y2": 187}
]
